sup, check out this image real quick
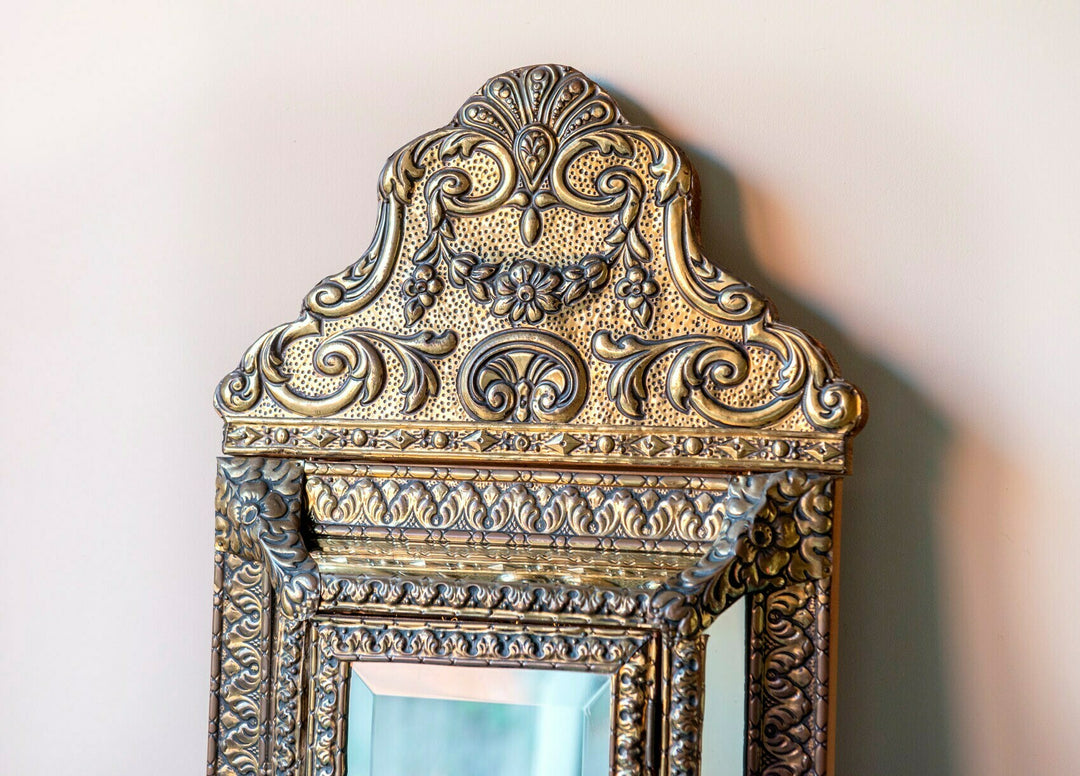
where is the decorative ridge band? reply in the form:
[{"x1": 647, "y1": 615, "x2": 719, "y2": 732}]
[
  {"x1": 304, "y1": 464, "x2": 738, "y2": 548},
  {"x1": 224, "y1": 420, "x2": 848, "y2": 473}
]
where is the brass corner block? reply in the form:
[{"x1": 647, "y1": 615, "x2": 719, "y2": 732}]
[
  {"x1": 651, "y1": 470, "x2": 834, "y2": 637},
  {"x1": 215, "y1": 456, "x2": 319, "y2": 621}
]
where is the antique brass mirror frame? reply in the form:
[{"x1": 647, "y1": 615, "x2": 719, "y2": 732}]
[{"x1": 207, "y1": 64, "x2": 865, "y2": 776}]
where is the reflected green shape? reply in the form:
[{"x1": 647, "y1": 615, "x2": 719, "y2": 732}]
[{"x1": 347, "y1": 662, "x2": 612, "y2": 776}]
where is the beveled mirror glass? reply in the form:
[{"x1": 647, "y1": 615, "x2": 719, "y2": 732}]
[
  {"x1": 206, "y1": 64, "x2": 864, "y2": 776},
  {"x1": 347, "y1": 663, "x2": 611, "y2": 776}
]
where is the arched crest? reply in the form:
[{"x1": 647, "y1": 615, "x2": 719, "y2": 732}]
[{"x1": 216, "y1": 64, "x2": 865, "y2": 472}]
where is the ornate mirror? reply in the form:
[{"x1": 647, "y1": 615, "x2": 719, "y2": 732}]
[{"x1": 206, "y1": 64, "x2": 866, "y2": 776}]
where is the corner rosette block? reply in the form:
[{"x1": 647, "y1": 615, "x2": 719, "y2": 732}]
[
  {"x1": 651, "y1": 470, "x2": 835, "y2": 636},
  {"x1": 215, "y1": 457, "x2": 319, "y2": 620}
]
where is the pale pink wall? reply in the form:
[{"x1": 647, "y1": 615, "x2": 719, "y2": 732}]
[{"x1": 2, "y1": 4, "x2": 1077, "y2": 774}]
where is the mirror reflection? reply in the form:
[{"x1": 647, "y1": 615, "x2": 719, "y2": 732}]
[
  {"x1": 702, "y1": 596, "x2": 747, "y2": 776},
  {"x1": 345, "y1": 599, "x2": 746, "y2": 776},
  {"x1": 347, "y1": 662, "x2": 612, "y2": 776}
]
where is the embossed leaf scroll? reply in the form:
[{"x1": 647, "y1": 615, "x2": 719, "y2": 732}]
[{"x1": 216, "y1": 64, "x2": 865, "y2": 472}]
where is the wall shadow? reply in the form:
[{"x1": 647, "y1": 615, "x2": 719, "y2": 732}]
[{"x1": 609, "y1": 90, "x2": 954, "y2": 776}]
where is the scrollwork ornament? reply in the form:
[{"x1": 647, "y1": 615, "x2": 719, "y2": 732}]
[
  {"x1": 217, "y1": 324, "x2": 457, "y2": 418},
  {"x1": 211, "y1": 457, "x2": 319, "y2": 776},
  {"x1": 215, "y1": 122, "x2": 455, "y2": 416},
  {"x1": 319, "y1": 571, "x2": 651, "y2": 622},
  {"x1": 488, "y1": 484, "x2": 537, "y2": 532},
  {"x1": 656, "y1": 164, "x2": 866, "y2": 432},
  {"x1": 272, "y1": 618, "x2": 308, "y2": 776},
  {"x1": 535, "y1": 486, "x2": 585, "y2": 534},
  {"x1": 387, "y1": 481, "x2": 435, "y2": 527},
  {"x1": 206, "y1": 552, "x2": 269, "y2": 776},
  {"x1": 615, "y1": 646, "x2": 650, "y2": 776},
  {"x1": 594, "y1": 328, "x2": 865, "y2": 433},
  {"x1": 746, "y1": 581, "x2": 831, "y2": 776},
  {"x1": 308, "y1": 476, "x2": 387, "y2": 525},
  {"x1": 457, "y1": 330, "x2": 588, "y2": 423},
  {"x1": 305, "y1": 466, "x2": 732, "y2": 547},
  {"x1": 437, "y1": 482, "x2": 486, "y2": 530},
  {"x1": 218, "y1": 63, "x2": 865, "y2": 442}
]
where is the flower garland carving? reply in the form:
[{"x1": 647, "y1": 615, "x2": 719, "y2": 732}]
[{"x1": 402, "y1": 64, "x2": 658, "y2": 327}]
